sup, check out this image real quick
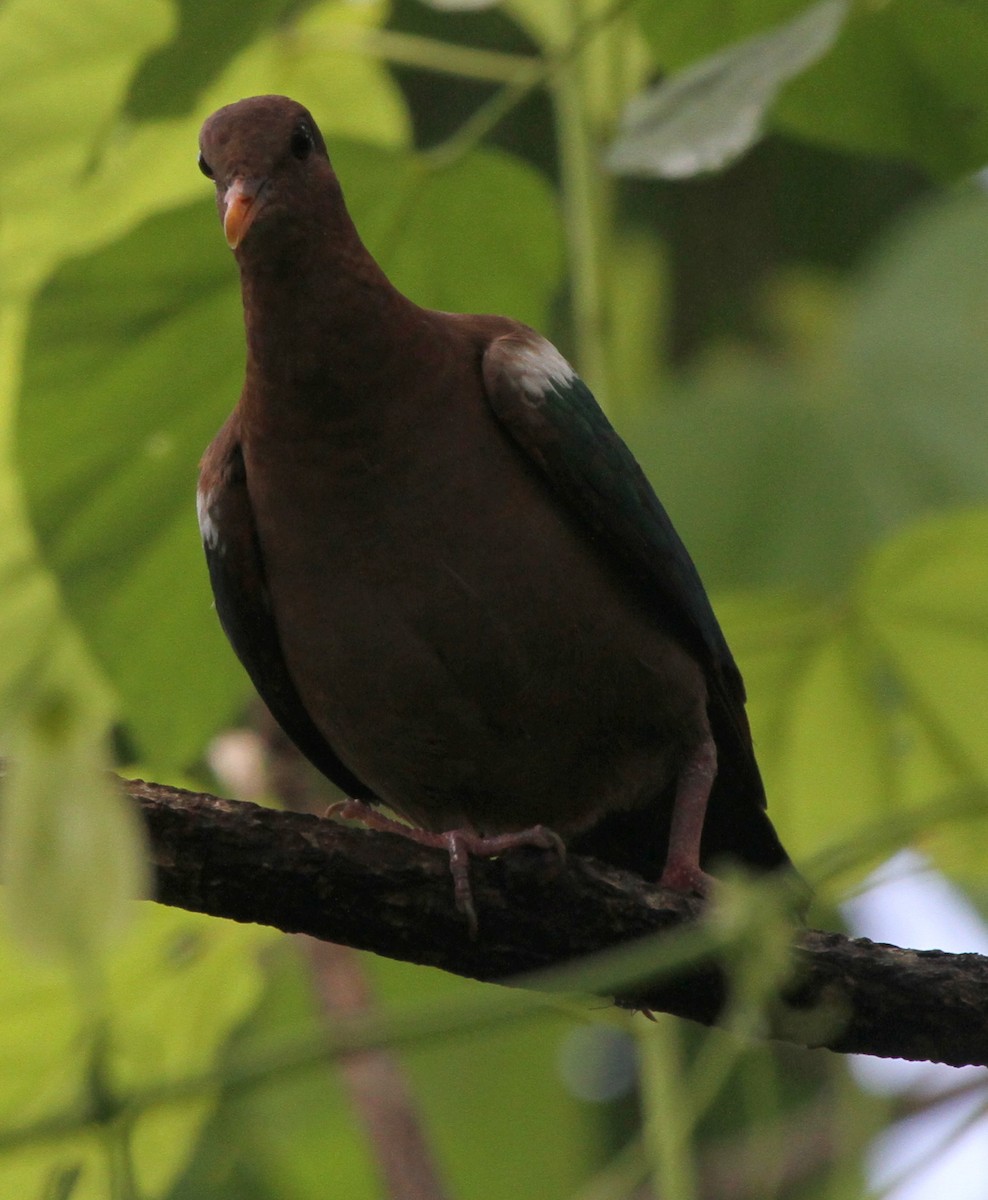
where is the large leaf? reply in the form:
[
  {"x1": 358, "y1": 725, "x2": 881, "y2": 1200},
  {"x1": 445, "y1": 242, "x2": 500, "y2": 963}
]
[
  {"x1": 126, "y1": 0, "x2": 306, "y2": 118},
  {"x1": 0, "y1": 0, "x2": 173, "y2": 301},
  {"x1": 637, "y1": 0, "x2": 988, "y2": 179},
  {"x1": 172, "y1": 948, "x2": 594, "y2": 1200},
  {"x1": 624, "y1": 193, "x2": 988, "y2": 593},
  {"x1": 719, "y1": 511, "x2": 988, "y2": 885},
  {"x1": 0, "y1": 906, "x2": 271, "y2": 1199},
  {"x1": 607, "y1": 0, "x2": 846, "y2": 179},
  {"x1": 18, "y1": 202, "x2": 247, "y2": 769},
  {"x1": 339, "y1": 143, "x2": 563, "y2": 326},
  {"x1": 205, "y1": 1, "x2": 409, "y2": 149},
  {"x1": 775, "y1": 0, "x2": 988, "y2": 178},
  {"x1": 2, "y1": 694, "x2": 148, "y2": 966}
]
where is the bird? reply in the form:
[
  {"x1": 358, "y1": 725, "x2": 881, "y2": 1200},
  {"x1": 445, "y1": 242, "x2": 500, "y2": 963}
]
[{"x1": 196, "y1": 94, "x2": 792, "y2": 933}]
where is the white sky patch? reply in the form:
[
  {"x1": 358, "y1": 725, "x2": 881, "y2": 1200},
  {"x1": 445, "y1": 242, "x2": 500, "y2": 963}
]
[{"x1": 844, "y1": 851, "x2": 988, "y2": 1200}]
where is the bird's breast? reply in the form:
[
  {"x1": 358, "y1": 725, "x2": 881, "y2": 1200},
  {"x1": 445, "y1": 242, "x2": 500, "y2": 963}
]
[{"x1": 241, "y1": 390, "x2": 707, "y2": 836}]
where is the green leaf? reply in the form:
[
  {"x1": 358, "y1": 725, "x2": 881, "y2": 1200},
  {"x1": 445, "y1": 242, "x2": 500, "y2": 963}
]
[
  {"x1": 369, "y1": 960, "x2": 591, "y2": 1200},
  {"x1": 338, "y1": 143, "x2": 564, "y2": 326},
  {"x1": 624, "y1": 193, "x2": 988, "y2": 593},
  {"x1": 0, "y1": 305, "x2": 117, "y2": 737},
  {"x1": 1, "y1": 693, "x2": 147, "y2": 966},
  {"x1": 606, "y1": 0, "x2": 847, "y2": 179},
  {"x1": 0, "y1": 906, "x2": 271, "y2": 1199},
  {"x1": 723, "y1": 586, "x2": 902, "y2": 866},
  {"x1": 774, "y1": 0, "x2": 988, "y2": 178},
  {"x1": 126, "y1": 0, "x2": 301, "y2": 119},
  {"x1": 18, "y1": 202, "x2": 249, "y2": 770},
  {"x1": 205, "y1": 2, "x2": 410, "y2": 149},
  {"x1": 0, "y1": 0, "x2": 173, "y2": 300},
  {"x1": 863, "y1": 512, "x2": 988, "y2": 783},
  {"x1": 863, "y1": 511, "x2": 988, "y2": 883},
  {"x1": 171, "y1": 947, "x2": 382, "y2": 1200},
  {"x1": 637, "y1": 0, "x2": 988, "y2": 179},
  {"x1": 717, "y1": 510, "x2": 988, "y2": 882}
]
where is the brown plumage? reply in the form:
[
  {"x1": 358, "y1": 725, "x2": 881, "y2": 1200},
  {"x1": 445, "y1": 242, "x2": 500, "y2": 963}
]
[{"x1": 197, "y1": 95, "x2": 792, "y2": 930}]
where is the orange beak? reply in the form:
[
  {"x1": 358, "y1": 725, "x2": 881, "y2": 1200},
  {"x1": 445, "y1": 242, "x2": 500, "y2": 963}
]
[{"x1": 222, "y1": 178, "x2": 263, "y2": 249}]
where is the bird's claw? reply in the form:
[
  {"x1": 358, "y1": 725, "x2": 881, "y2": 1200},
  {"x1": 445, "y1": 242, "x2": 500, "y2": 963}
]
[
  {"x1": 658, "y1": 857, "x2": 715, "y2": 897},
  {"x1": 327, "y1": 801, "x2": 565, "y2": 936},
  {"x1": 441, "y1": 825, "x2": 566, "y2": 936}
]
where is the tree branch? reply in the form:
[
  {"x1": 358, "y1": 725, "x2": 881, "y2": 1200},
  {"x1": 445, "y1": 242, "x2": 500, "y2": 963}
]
[{"x1": 125, "y1": 776, "x2": 988, "y2": 1068}]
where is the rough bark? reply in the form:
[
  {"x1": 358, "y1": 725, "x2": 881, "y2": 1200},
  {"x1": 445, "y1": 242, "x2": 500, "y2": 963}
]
[{"x1": 125, "y1": 776, "x2": 988, "y2": 1068}]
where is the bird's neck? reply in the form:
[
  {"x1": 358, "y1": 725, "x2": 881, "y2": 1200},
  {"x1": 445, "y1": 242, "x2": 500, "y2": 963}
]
[{"x1": 236, "y1": 212, "x2": 429, "y2": 413}]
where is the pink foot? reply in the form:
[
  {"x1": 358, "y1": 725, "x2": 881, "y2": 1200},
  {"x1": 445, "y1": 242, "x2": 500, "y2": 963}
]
[
  {"x1": 328, "y1": 799, "x2": 566, "y2": 935},
  {"x1": 658, "y1": 856, "x2": 715, "y2": 897}
]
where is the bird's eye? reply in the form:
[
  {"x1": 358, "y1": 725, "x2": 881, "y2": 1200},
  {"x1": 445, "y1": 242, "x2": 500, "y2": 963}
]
[
  {"x1": 198, "y1": 152, "x2": 214, "y2": 179},
  {"x1": 290, "y1": 123, "x2": 314, "y2": 161}
]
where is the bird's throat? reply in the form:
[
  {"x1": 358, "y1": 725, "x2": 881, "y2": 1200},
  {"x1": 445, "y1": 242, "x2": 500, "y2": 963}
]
[{"x1": 238, "y1": 243, "x2": 422, "y2": 409}]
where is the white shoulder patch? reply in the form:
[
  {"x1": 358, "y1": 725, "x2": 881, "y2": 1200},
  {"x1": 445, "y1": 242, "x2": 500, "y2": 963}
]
[
  {"x1": 509, "y1": 337, "x2": 577, "y2": 399},
  {"x1": 197, "y1": 486, "x2": 221, "y2": 551}
]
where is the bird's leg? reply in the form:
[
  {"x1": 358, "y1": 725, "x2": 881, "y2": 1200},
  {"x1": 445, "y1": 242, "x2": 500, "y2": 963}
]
[
  {"x1": 659, "y1": 738, "x2": 717, "y2": 896},
  {"x1": 328, "y1": 799, "x2": 565, "y2": 935}
]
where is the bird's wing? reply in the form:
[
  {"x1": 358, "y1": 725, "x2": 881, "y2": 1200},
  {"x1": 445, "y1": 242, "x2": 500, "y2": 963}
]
[
  {"x1": 482, "y1": 332, "x2": 743, "y2": 692},
  {"x1": 198, "y1": 412, "x2": 375, "y2": 799},
  {"x1": 480, "y1": 328, "x2": 766, "y2": 804}
]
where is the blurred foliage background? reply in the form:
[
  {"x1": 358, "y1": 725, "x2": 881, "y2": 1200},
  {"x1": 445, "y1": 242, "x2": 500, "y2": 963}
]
[{"x1": 1, "y1": 0, "x2": 987, "y2": 1197}]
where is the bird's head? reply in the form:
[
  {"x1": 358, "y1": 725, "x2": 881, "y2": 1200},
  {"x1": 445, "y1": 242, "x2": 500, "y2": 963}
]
[{"x1": 198, "y1": 95, "x2": 335, "y2": 251}]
